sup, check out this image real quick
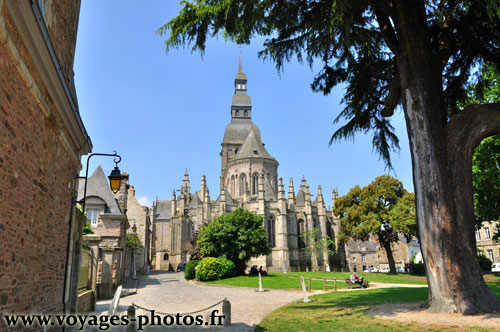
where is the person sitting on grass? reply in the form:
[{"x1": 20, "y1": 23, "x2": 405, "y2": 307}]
[
  {"x1": 350, "y1": 272, "x2": 364, "y2": 288},
  {"x1": 259, "y1": 266, "x2": 267, "y2": 275}
]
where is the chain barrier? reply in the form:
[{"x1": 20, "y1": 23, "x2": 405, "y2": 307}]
[{"x1": 132, "y1": 298, "x2": 227, "y2": 316}]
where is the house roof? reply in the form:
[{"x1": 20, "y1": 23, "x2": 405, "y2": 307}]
[
  {"x1": 77, "y1": 166, "x2": 122, "y2": 215},
  {"x1": 347, "y1": 239, "x2": 377, "y2": 253}
]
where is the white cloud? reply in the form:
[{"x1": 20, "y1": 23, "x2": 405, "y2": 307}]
[{"x1": 137, "y1": 196, "x2": 152, "y2": 207}]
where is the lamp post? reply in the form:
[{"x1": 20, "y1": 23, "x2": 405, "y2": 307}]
[{"x1": 80, "y1": 151, "x2": 123, "y2": 214}]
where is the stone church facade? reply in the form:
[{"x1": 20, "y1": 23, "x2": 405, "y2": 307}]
[{"x1": 152, "y1": 58, "x2": 347, "y2": 272}]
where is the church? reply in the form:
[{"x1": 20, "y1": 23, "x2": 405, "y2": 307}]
[{"x1": 152, "y1": 57, "x2": 347, "y2": 272}]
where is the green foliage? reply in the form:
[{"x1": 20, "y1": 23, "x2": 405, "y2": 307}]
[
  {"x1": 334, "y1": 175, "x2": 416, "y2": 272},
  {"x1": 158, "y1": 0, "x2": 500, "y2": 169},
  {"x1": 196, "y1": 208, "x2": 271, "y2": 273},
  {"x1": 478, "y1": 254, "x2": 493, "y2": 273},
  {"x1": 465, "y1": 64, "x2": 500, "y2": 226},
  {"x1": 300, "y1": 227, "x2": 335, "y2": 258},
  {"x1": 335, "y1": 175, "x2": 416, "y2": 242},
  {"x1": 473, "y1": 136, "x2": 500, "y2": 225},
  {"x1": 184, "y1": 259, "x2": 200, "y2": 280},
  {"x1": 83, "y1": 222, "x2": 94, "y2": 235},
  {"x1": 409, "y1": 263, "x2": 426, "y2": 276},
  {"x1": 126, "y1": 233, "x2": 144, "y2": 250},
  {"x1": 195, "y1": 257, "x2": 236, "y2": 281}
]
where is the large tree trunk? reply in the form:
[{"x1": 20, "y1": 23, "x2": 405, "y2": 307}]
[
  {"x1": 392, "y1": 0, "x2": 500, "y2": 313},
  {"x1": 382, "y1": 240, "x2": 397, "y2": 274}
]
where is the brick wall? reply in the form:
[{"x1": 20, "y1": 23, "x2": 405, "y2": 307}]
[{"x1": 0, "y1": 0, "x2": 87, "y2": 326}]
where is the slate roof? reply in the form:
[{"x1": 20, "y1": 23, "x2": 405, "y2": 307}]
[
  {"x1": 222, "y1": 119, "x2": 262, "y2": 144},
  {"x1": 188, "y1": 192, "x2": 203, "y2": 209},
  {"x1": 264, "y1": 177, "x2": 277, "y2": 201},
  {"x1": 295, "y1": 189, "x2": 306, "y2": 206},
  {"x1": 215, "y1": 189, "x2": 235, "y2": 205},
  {"x1": 77, "y1": 166, "x2": 122, "y2": 214},
  {"x1": 234, "y1": 126, "x2": 274, "y2": 160},
  {"x1": 155, "y1": 200, "x2": 172, "y2": 219},
  {"x1": 347, "y1": 239, "x2": 377, "y2": 253}
]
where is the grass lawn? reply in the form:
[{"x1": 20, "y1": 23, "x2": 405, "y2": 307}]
[
  {"x1": 203, "y1": 272, "x2": 427, "y2": 290},
  {"x1": 255, "y1": 283, "x2": 500, "y2": 332}
]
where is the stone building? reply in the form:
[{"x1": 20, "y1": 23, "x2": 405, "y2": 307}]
[
  {"x1": 476, "y1": 220, "x2": 500, "y2": 264},
  {"x1": 345, "y1": 240, "x2": 378, "y2": 273},
  {"x1": 0, "y1": 0, "x2": 92, "y2": 321},
  {"x1": 376, "y1": 236, "x2": 420, "y2": 270},
  {"x1": 152, "y1": 58, "x2": 347, "y2": 272},
  {"x1": 77, "y1": 166, "x2": 129, "y2": 298},
  {"x1": 125, "y1": 185, "x2": 152, "y2": 274}
]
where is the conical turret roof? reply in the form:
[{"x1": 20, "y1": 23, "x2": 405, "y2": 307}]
[{"x1": 234, "y1": 126, "x2": 274, "y2": 160}]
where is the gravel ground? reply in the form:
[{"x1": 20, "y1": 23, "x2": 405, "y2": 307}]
[{"x1": 367, "y1": 302, "x2": 500, "y2": 330}]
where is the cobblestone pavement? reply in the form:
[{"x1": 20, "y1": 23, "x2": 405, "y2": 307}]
[{"x1": 91, "y1": 270, "x2": 304, "y2": 331}]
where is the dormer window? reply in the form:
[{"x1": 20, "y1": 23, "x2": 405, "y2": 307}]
[{"x1": 87, "y1": 209, "x2": 98, "y2": 225}]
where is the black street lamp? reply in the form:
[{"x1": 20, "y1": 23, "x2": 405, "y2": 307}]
[{"x1": 80, "y1": 151, "x2": 123, "y2": 214}]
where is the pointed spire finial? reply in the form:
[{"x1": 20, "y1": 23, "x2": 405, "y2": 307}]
[{"x1": 238, "y1": 52, "x2": 242, "y2": 73}]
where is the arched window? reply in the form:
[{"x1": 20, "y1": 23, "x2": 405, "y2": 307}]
[
  {"x1": 230, "y1": 175, "x2": 235, "y2": 196},
  {"x1": 163, "y1": 253, "x2": 169, "y2": 260},
  {"x1": 252, "y1": 173, "x2": 259, "y2": 195},
  {"x1": 235, "y1": 110, "x2": 239, "y2": 116},
  {"x1": 244, "y1": 110, "x2": 248, "y2": 117},
  {"x1": 297, "y1": 219, "x2": 305, "y2": 249},
  {"x1": 267, "y1": 215, "x2": 276, "y2": 248},
  {"x1": 239, "y1": 173, "x2": 247, "y2": 195},
  {"x1": 326, "y1": 221, "x2": 335, "y2": 250}
]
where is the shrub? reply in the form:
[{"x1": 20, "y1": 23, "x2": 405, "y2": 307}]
[
  {"x1": 197, "y1": 208, "x2": 270, "y2": 273},
  {"x1": 195, "y1": 257, "x2": 235, "y2": 281},
  {"x1": 478, "y1": 254, "x2": 493, "y2": 272},
  {"x1": 409, "y1": 263, "x2": 426, "y2": 275},
  {"x1": 184, "y1": 260, "x2": 200, "y2": 280}
]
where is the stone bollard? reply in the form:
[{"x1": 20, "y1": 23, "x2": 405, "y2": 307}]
[
  {"x1": 203, "y1": 310, "x2": 211, "y2": 329},
  {"x1": 257, "y1": 272, "x2": 264, "y2": 292},
  {"x1": 126, "y1": 305, "x2": 136, "y2": 332},
  {"x1": 222, "y1": 299, "x2": 231, "y2": 326},
  {"x1": 300, "y1": 276, "x2": 311, "y2": 303}
]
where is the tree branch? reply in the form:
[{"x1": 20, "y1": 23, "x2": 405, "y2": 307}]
[
  {"x1": 373, "y1": 6, "x2": 399, "y2": 54},
  {"x1": 381, "y1": 75, "x2": 401, "y2": 117},
  {"x1": 445, "y1": 103, "x2": 500, "y2": 159}
]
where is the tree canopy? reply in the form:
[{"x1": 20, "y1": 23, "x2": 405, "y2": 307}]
[
  {"x1": 196, "y1": 208, "x2": 271, "y2": 273},
  {"x1": 159, "y1": 0, "x2": 500, "y2": 169},
  {"x1": 334, "y1": 175, "x2": 416, "y2": 273}
]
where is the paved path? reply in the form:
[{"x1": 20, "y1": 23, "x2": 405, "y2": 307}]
[
  {"x1": 93, "y1": 271, "x2": 305, "y2": 331},
  {"x1": 89, "y1": 272, "x2": 428, "y2": 331}
]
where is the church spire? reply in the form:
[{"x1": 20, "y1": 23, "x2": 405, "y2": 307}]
[
  {"x1": 231, "y1": 54, "x2": 251, "y2": 120},
  {"x1": 181, "y1": 168, "x2": 190, "y2": 196}
]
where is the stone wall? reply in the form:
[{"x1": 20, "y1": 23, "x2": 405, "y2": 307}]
[
  {"x1": 77, "y1": 290, "x2": 95, "y2": 313},
  {"x1": 0, "y1": 0, "x2": 88, "y2": 323}
]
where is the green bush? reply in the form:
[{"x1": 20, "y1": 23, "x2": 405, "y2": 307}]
[
  {"x1": 184, "y1": 260, "x2": 200, "y2": 280},
  {"x1": 409, "y1": 263, "x2": 426, "y2": 275},
  {"x1": 195, "y1": 257, "x2": 235, "y2": 281},
  {"x1": 478, "y1": 254, "x2": 493, "y2": 272}
]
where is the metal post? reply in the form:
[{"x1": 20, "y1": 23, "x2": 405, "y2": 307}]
[{"x1": 81, "y1": 151, "x2": 122, "y2": 214}]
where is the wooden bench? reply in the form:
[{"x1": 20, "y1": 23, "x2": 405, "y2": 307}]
[{"x1": 345, "y1": 279, "x2": 369, "y2": 289}]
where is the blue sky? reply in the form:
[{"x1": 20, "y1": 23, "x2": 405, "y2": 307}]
[{"x1": 74, "y1": 0, "x2": 413, "y2": 208}]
